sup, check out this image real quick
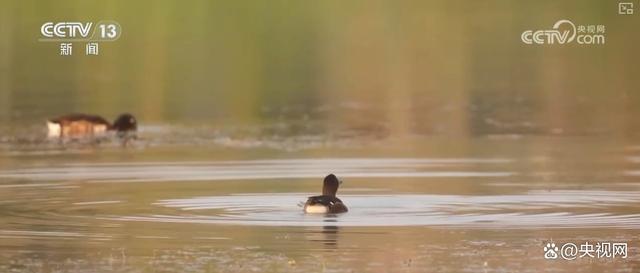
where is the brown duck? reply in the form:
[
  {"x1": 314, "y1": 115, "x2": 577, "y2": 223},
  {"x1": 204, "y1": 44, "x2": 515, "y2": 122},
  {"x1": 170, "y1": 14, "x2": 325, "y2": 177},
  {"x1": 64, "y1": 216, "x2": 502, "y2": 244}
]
[{"x1": 47, "y1": 113, "x2": 137, "y2": 138}]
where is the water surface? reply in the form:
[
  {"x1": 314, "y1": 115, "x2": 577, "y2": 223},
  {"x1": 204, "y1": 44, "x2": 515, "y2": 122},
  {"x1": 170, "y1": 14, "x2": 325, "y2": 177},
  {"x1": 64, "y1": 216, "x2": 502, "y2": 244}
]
[{"x1": 0, "y1": 128, "x2": 639, "y2": 272}]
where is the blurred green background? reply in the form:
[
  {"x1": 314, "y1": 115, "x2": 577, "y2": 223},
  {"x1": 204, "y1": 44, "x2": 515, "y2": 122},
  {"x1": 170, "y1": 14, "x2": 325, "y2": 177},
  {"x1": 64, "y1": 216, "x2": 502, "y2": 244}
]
[{"x1": 0, "y1": 0, "x2": 638, "y2": 137}]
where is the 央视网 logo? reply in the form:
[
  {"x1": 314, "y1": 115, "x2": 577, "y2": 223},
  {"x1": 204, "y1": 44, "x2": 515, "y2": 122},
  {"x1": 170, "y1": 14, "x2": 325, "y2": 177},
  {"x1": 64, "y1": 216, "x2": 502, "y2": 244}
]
[
  {"x1": 521, "y1": 19, "x2": 605, "y2": 45},
  {"x1": 543, "y1": 241, "x2": 627, "y2": 260}
]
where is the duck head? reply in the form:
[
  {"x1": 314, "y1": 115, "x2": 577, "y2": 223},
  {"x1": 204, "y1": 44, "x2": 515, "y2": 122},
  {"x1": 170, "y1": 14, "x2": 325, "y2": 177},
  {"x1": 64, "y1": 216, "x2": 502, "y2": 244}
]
[
  {"x1": 322, "y1": 174, "x2": 342, "y2": 196},
  {"x1": 112, "y1": 113, "x2": 137, "y2": 135}
]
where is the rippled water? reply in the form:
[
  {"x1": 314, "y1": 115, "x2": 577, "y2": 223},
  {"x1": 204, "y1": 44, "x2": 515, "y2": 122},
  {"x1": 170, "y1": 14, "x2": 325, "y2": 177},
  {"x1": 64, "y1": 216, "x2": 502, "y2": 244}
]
[{"x1": 0, "y1": 127, "x2": 639, "y2": 272}]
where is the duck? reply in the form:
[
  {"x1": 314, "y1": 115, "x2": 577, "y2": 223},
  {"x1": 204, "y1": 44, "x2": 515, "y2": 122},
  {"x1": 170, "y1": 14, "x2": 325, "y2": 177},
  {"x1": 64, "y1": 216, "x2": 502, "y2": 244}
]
[
  {"x1": 47, "y1": 113, "x2": 137, "y2": 138},
  {"x1": 304, "y1": 174, "x2": 348, "y2": 214}
]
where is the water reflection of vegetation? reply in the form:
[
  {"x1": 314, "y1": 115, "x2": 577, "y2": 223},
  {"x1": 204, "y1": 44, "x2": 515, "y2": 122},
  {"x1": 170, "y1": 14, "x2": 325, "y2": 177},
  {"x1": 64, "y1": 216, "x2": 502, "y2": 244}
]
[{"x1": 0, "y1": 1, "x2": 638, "y2": 141}]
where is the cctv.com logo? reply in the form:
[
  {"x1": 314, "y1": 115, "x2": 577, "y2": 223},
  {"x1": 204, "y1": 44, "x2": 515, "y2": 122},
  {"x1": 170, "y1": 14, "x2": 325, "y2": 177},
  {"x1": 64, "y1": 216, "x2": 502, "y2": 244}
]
[{"x1": 521, "y1": 19, "x2": 605, "y2": 45}]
